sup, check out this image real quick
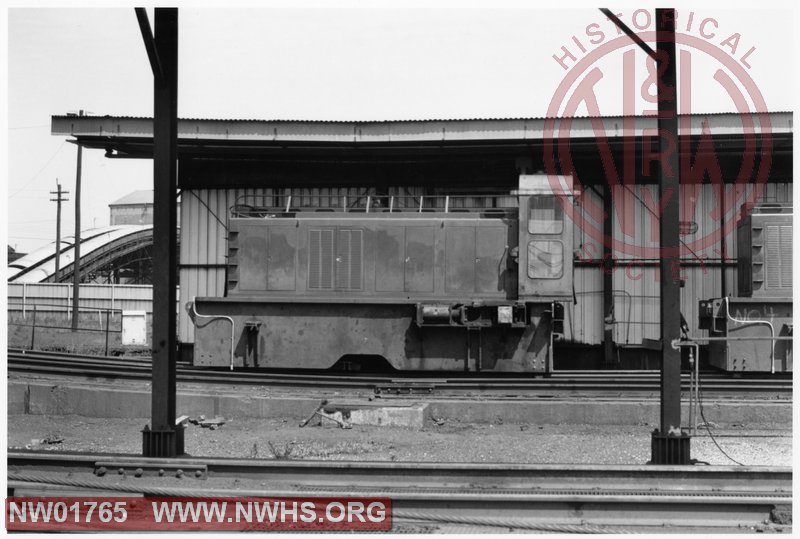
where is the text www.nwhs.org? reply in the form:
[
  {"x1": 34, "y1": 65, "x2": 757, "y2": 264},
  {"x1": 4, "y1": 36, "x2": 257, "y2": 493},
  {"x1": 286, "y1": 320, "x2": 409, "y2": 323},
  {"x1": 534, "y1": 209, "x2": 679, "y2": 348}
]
[{"x1": 6, "y1": 497, "x2": 392, "y2": 531}]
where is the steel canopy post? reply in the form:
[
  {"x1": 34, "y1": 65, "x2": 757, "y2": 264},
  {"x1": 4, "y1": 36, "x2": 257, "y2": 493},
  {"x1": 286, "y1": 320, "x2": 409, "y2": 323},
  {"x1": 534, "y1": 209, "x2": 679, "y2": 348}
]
[
  {"x1": 651, "y1": 7, "x2": 690, "y2": 464},
  {"x1": 600, "y1": 7, "x2": 690, "y2": 464},
  {"x1": 141, "y1": 7, "x2": 182, "y2": 457}
]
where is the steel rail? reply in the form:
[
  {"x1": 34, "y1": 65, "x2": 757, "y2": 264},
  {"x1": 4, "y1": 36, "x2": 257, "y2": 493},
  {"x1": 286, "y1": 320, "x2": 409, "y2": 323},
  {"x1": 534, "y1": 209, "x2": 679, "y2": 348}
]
[
  {"x1": 7, "y1": 451, "x2": 792, "y2": 530},
  {"x1": 8, "y1": 349, "x2": 792, "y2": 395},
  {"x1": 6, "y1": 451, "x2": 791, "y2": 489}
]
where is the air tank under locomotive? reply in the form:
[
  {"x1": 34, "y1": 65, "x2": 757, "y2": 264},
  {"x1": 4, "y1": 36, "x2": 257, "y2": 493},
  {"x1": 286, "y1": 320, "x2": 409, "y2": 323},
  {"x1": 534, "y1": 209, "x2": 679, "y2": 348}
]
[{"x1": 190, "y1": 175, "x2": 574, "y2": 373}]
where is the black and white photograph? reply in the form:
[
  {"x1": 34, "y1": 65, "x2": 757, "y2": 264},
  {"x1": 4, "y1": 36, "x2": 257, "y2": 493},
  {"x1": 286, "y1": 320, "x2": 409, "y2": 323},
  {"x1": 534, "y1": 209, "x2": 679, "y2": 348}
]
[{"x1": 4, "y1": 3, "x2": 794, "y2": 533}]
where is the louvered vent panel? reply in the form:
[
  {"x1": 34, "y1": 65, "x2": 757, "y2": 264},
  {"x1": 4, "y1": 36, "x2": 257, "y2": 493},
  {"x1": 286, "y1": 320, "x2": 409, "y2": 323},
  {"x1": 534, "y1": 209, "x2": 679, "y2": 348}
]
[
  {"x1": 780, "y1": 225, "x2": 792, "y2": 288},
  {"x1": 349, "y1": 229, "x2": 363, "y2": 289},
  {"x1": 309, "y1": 229, "x2": 334, "y2": 289},
  {"x1": 763, "y1": 224, "x2": 792, "y2": 289},
  {"x1": 765, "y1": 225, "x2": 780, "y2": 289},
  {"x1": 335, "y1": 229, "x2": 363, "y2": 290},
  {"x1": 335, "y1": 229, "x2": 351, "y2": 289}
]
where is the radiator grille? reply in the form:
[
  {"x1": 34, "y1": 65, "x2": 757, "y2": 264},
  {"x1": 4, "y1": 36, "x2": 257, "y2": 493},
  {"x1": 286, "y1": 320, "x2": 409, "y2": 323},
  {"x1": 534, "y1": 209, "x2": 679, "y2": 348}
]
[
  {"x1": 309, "y1": 228, "x2": 362, "y2": 290},
  {"x1": 765, "y1": 225, "x2": 792, "y2": 289},
  {"x1": 335, "y1": 229, "x2": 363, "y2": 290},
  {"x1": 309, "y1": 229, "x2": 334, "y2": 289},
  {"x1": 781, "y1": 226, "x2": 793, "y2": 287}
]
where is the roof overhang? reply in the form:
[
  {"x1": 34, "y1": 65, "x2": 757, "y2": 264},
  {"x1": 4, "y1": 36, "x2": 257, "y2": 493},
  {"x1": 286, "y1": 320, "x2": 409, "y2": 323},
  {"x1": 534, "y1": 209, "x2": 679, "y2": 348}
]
[{"x1": 52, "y1": 112, "x2": 792, "y2": 159}]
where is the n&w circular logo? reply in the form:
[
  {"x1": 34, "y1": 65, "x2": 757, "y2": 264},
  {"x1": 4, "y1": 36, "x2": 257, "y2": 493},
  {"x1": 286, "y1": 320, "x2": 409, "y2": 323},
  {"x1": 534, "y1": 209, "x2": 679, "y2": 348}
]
[{"x1": 542, "y1": 9, "x2": 773, "y2": 269}]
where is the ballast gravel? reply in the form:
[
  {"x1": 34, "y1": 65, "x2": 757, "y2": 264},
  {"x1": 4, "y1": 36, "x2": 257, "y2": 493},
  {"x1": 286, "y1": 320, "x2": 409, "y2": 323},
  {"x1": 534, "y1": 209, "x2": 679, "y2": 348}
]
[{"x1": 7, "y1": 414, "x2": 791, "y2": 466}]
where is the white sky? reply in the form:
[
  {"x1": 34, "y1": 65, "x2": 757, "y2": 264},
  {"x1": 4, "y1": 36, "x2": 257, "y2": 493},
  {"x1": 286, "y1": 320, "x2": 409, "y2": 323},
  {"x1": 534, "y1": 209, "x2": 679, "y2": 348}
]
[{"x1": 4, "y1": 3, "x2": 796, "y2": 253}]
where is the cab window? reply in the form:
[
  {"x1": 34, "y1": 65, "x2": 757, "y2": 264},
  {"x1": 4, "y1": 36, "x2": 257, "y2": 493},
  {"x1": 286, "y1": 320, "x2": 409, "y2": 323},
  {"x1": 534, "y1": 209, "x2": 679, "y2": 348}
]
[
  {"x1": 528, "y1": 196, "x2": 563, "y2": 235},
  {"x1": 527, "y1": 240, "x2": 564, "y2": 279}
]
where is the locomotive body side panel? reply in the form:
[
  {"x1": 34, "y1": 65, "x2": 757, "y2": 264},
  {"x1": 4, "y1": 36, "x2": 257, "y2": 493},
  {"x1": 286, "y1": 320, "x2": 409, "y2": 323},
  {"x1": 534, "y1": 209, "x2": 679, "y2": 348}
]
[
  {"x1": 227, "y1": 212, "x2": 518, "y2": 301},
  {"x1": 194, "y1": 182, "x2": 571, "y2": 372}
]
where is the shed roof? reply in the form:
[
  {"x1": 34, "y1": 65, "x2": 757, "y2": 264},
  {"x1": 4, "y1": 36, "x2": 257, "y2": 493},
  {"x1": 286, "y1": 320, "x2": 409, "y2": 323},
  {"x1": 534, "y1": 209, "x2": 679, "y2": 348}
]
[
  {"x1": 109, "y1": 190, "x2": 153, "y2": 206},
  {"x1": 52, "y1": 111, "x2": 792, "y2": 145}
]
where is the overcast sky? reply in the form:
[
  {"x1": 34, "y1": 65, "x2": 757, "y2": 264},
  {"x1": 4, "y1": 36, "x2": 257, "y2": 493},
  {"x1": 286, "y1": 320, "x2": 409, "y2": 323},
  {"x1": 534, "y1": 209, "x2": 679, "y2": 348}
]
[{"x1": 4, "y1": 4, "x2": 795, "y2": 254}]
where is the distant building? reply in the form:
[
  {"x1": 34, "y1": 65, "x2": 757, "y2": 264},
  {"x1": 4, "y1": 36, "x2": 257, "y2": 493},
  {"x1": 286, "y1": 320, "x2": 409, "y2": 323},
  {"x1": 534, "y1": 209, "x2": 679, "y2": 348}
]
[
  {"x1": 109, "y1": 190, "x2": 154, "y2": 225},
  {"x1": 108, "y1": 190, "x2": 181, "y2": 226}
]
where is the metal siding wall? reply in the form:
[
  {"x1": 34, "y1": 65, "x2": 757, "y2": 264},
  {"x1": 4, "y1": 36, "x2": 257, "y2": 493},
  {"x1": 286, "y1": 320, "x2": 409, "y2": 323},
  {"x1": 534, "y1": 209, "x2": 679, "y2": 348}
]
[
  {"x1": 567, "y1": 268, "x2": 603, "y2": 344},
  {"x1": 569, "y1": 185, "x2": 604, "y2": 345},
  {"x1": 7, "y1": 283, "x2": 154, "y2": 313},
  {"x1": 602, "y1": 183, "x2": 791, "y2": 345},
  {"x1": 177, "y1": 183, "x2": 791, "y2": 347},
  {"x1": 573, "y1": 186, "x2": 604, "y2": 261}
]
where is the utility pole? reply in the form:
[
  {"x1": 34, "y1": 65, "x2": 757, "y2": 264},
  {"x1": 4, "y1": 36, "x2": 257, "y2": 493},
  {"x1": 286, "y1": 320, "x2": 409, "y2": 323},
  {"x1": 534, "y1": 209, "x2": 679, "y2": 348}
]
[
  {"x1": 50, "y1": 180, "x2": 69, "y2": 282},
  {"x1": 71, "y1": 110, "x2": 84, "y2": 331}
]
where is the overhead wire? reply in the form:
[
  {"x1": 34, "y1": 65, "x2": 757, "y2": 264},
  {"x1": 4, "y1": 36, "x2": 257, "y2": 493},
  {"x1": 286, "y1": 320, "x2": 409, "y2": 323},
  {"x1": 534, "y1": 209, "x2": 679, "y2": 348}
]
[{"x1": 9, "y1": 140, "x2": 68, "y2": 198}]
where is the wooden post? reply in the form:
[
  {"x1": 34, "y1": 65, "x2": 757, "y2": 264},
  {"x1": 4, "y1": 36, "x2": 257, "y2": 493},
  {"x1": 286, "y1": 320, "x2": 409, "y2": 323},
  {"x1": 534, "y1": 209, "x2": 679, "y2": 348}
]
[{"x1": 71, "y1": 110, "x2": 84, "y2": 330}]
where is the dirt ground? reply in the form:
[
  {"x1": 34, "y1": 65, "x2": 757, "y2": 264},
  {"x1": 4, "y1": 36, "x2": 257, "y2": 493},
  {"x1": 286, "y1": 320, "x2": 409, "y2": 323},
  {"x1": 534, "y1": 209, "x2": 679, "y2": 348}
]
[{"x1": 7, "y1": 413, "x2": 791, "y2": 466}]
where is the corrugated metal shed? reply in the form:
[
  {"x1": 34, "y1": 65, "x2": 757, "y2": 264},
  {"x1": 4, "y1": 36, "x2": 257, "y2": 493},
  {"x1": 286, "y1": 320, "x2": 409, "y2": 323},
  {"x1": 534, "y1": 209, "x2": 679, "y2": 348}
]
[
  {"x1": 109, "y1": 190, "x2": 153, "y2": 206},
  {"x1": 49, "y1": 112, "x2": 791, "y2": 352},
  {"x1": 178, "y1": 183, "x2": 791, "y2": 347}
]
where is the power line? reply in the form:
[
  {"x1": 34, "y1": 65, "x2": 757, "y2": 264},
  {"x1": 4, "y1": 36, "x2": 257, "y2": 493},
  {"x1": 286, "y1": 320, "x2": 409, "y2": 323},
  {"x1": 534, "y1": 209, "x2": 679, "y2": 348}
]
[{"x1": 9, "y1": 140, "x2": 68, "y2": 198}]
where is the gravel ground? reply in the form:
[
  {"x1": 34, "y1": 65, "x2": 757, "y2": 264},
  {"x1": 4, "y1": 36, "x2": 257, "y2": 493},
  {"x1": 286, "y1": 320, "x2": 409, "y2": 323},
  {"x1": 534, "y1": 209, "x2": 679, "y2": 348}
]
[{"x1": 8, "y1": 414, "x2": 791, "y2": 466}]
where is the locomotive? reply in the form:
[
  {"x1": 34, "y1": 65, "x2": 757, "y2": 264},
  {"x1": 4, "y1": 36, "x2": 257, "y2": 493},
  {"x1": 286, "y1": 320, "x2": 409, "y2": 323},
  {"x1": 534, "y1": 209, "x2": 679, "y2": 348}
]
[
  {"x1": 189, "y1": 175, "x2": 573, "y2": 372},
  {"x1": 698, "y1": 204, "x2": 793, "y2": 373}
]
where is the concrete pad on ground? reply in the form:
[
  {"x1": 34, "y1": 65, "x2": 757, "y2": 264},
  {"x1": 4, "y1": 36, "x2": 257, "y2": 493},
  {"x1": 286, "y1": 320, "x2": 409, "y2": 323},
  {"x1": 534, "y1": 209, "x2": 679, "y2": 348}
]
[{"x1": 7, "y1": 379, "x2": 791, "y2": 427}]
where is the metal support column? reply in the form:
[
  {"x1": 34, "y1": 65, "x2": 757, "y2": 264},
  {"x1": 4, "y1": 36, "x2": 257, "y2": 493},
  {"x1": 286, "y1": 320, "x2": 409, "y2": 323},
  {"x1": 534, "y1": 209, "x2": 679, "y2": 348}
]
[
  {"x1": 651, "y1": 7, "x2": 690, "y2": 464},
  {"x1": 600, "y1": 7, "x2": 690, "y2": 463},
  {"x1": 603, "y1": 188, "x2": 616, "y2": 365},
  {"x1": 139, "y1": 7, "x2": 183, "y2": 457}
]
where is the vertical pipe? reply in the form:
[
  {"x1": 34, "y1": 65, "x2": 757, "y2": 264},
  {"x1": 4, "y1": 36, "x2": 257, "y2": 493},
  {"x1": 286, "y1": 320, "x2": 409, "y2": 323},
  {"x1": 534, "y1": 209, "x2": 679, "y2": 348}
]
[
  {"x1": 30, "y1": 305, "x2": 37, "y2": 351},
  {"x1": 72, "y1": 111, "x2": 84, "y2": 331},
  {"x1": 688, "y1": 345, "x2": 694, "y2": 436},
  {"x1": 719, "y1": 183, "x2": 727, "y2": 297},
  {"x1": 105, "y1": 309, "x2": 111, "y2": 357},
  {"x1": 603, "y1": 186, "x2": 615, "y2": 365},
  {"x1": 656, "y1": 8, "x2": 682, "y2": 437}
]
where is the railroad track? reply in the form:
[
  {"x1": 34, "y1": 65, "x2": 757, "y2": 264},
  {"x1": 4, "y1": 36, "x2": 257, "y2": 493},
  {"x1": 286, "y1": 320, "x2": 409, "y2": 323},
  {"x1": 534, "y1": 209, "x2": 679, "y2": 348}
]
[
  {"x1": 8, "y1": 348, "x2": 793, "y2": 396},
  {"x1": 7, "y1": 451, "x2": 792, "y2": 531}
]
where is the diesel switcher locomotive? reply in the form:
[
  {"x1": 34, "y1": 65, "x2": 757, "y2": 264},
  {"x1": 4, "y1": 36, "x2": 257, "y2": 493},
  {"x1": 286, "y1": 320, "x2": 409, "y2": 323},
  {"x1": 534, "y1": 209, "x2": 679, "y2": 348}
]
[
  {"x1": 190, "y1": 175, "x2": 574, "y2": 373},
  {"x1": 699, "y1": 204, "x2": 793, "y2": 373}
]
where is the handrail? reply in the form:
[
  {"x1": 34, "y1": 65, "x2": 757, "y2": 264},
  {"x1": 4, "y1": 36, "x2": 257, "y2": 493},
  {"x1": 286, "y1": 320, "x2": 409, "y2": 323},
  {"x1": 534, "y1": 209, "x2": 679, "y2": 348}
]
[
  {"x1": 230, "y1": 193, "x2": 518, "y2": 218},
  {"x1": 723, "y1": 297, "x2": 776, "y2": 374}
]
